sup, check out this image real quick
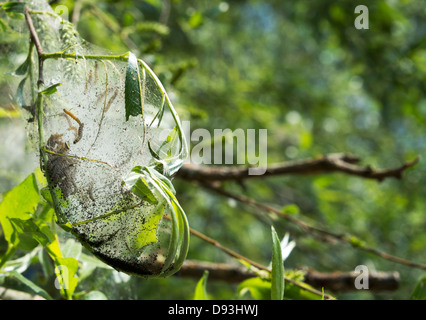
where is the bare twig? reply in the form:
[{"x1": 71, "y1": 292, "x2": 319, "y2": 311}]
[
  {"x1": 24, "y1": 6, "x2": 44, "y2": 85},
  {"x1": 176, "y1": 260, "x2": 400, "y2": 292},
  {"x1": 177, "y1": 153, "x2": 420, "y2": 182},
  {"x1": 177, "y1": 260, "x2": 257, "y2": 283},
  {"x1": 169, "y1": 216, "x2": 336, "y2": 300}
]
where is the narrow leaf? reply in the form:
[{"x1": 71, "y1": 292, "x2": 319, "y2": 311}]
[
  {"x1": 8, "y1": 270, "x2": 53, "y2": 300},
  {"x1": 271, "y1": 226, "x2": 284, "y2": 300},
  {"x1": 14, "y1": 56, "x2": 30, "y2": 76},
  {"x1": 125, "y1": 52, "x2": 144, "y2": 121},
  {"x1": 40, "y1": 83, "x2": 61, "y2": 95}
]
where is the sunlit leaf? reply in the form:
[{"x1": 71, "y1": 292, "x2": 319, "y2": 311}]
[
  {"x1": 238, "y1": 277, "x2": 271, "y2": 300},
  {"x1": 0, "y1": 173, "x2": 40, "y2": 244},
  {"x1": 193, "y1": 270, "x2": 209, "y2": 300},
  {"x1": 40, "y1": 83, "x2": 61, "y2": 95},
  {"x1": 54, "y1": 257, "x2": 79, "y2": 300},
  {"x1": 9, "y1": 217, "x2": 50, "y2": 250}
]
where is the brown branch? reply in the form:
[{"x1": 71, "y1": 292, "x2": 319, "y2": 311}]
[
  {"x1": 302, "y1": 268, "x2": 400, "y2": 292},
  {"x1": 24, "y1": 6, "x2": 44, "y2": 85},
  {"x1": 177, "y1": 260, "x2": 257, "y2": 283},
  {"x1": 176, "y1": 217, "x2": 336, "y2": 300},
  {"x1": 176, "y1": 153, "x2": 420, "y2": 182},
  {"x1": 201, "y1": 183, "x2": 426, "y2": 271},
  {"x1": 164, "y1": 215, "x2": 335, "y2": 298},
  {"x1": 188, "y1": 225, "x2": 267, "y2": 272},
  {"x1": 176, "y1": 260, "x2": 400, "y2": 292}
]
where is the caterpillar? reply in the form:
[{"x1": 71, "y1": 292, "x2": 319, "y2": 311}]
[
  {"x1": 74, "y1": 122, "x2": 84, "y2": 144},
  {"x1": 63, "y1": 109, "x2": 83, "y2": 144}
]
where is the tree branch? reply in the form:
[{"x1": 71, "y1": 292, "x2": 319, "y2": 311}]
[
  {"x1": 200, "y1": 182, "x2": 426, "y2": 271},
  {"x1": 176, "y1": 153, "x2": 420, "y2": 182},
  {"x1": 164, "y1": 215, "x2": 335, "y2": 299},
  {"x1": 302, "y1": 268, "x2": 400, "y2": 292},
  {"x1": 24, "y1": 6, "x2": 44, "y2": 85},
  {"x1": 176, "y1": 260, "x2": 400, "y2": 292}
]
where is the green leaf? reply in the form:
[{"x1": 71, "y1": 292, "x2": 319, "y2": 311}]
[
  {"x1": 284, "y1": 281, "x2": 323, "y2": 300},
  {"x1": 8, "y1": 270, "x2": 53, "y2": 300},
  {"x1": 281, "y1": 204, "x2": 300, "y2": 215},
  {"x1": 410, "y1": 277, "x2": 426, "y2": 300},
  {"x1": 40, "y1": 187, "x2": 54, "y2": 207},
  {"x1": 0, "y1": 173, "x2": 40, "y2": 244},
  {"x1": 129, "y1": 201, "x2": 166, "y2": 251},
  {"x1": 347, "y1": 235, "x2": 366, "y2": 248},
  {"x1": 14, "y1": 56, "x2": 30, "y2": 76},
  {"x1": 0, "y1": 17, "x2": 8, "y2": 31},
  {"x1": 189, "y1": 12, "x2": 203, "y2": 28},
  {"x1": 54, "y1": 257, "x2": 79, "y2": 300},
  {"x1": 125, "y1": 52, "x2": 145, "y2": 121},
  {"x1": 142, "y1": 166, "x2": 190, "y2": 277},
  {"x1": 238, "y1": 277, "x2": 271, "y2": 300},
  {"x1": 132, "y1": 175, "x2": 158, "y2": 205},
  {"x1": 121, "y1": 165, "x2": 189, "y2": 278},
  {"x1": 193, "y1": 270, "x2": 209, "y2": 300},
  {"x1": 9, "y1": 218, "x2": 50, "y2": 250},
  {"x1": 40, "y1": 83, "x2": 61, "y2": 95},
  {"x1": 271, "y1": 226, "x2": 284, "y2": 300},
  {"x1": 1, "y1": 2, "x2": 26, "y2": 14}
]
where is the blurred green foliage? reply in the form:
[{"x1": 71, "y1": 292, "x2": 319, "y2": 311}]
[{"x1": 1, "y1": 0, "x2": 426, "y2": 300}]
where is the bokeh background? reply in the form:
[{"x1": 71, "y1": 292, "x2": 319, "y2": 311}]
[{"x1": 1, "y1": 0, "x2": 426, "y2": 299}]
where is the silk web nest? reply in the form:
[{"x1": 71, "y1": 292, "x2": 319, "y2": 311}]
[{"x1": 18, "y1": 0, "x2": 190, "y2": 278}]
